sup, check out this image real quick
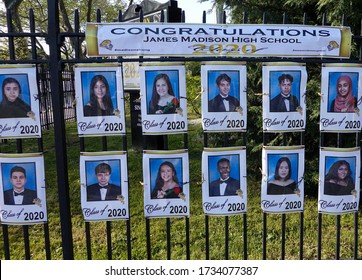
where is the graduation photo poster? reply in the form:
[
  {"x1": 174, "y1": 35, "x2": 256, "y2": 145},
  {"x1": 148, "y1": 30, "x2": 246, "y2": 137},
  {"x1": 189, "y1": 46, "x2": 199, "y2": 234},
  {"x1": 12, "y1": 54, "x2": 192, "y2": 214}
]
[
  {"x1": 261, "y1": 146, "x2": 305, "y2": 213},
  {"x1": 202, "y1": 147, "x2": 247, "y2": 215},
  {"x1": 80, "y1": 152, "x2": 129, "y2": 221},
  {"x1": 262, "y1": 63, "x2": 307, "y2": 132},
  {"x1": 140, "y1": 63, "x2": 187, "y2": 135},
  {"x1": 143, "y1": 150, "x2": 189, "y2": 218},
  {"x1": 0, "y1": 65, "x2": 41, "y2": 139},
  {"x1": 0, "y1": 153, "x2": 47, "y2": 225},
  {"x1": 201, "y1": 63, "x2": 247, "y2": 132},
  {"x1": 318, "y1": 148, "x2": 360, "y2": 214},
  {"x1": 74, "y1": 64, "x2": 126, "y2": 137},
  {"x1": 320, "y1": 64, "x2": 362, "y2": 132}
]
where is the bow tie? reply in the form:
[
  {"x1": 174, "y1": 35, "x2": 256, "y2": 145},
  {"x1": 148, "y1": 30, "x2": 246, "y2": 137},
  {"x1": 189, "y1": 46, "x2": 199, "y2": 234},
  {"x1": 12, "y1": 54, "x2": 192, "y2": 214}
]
[
  {"x1": 99, "y1": 185, "x2": 108, "y2": 189},
  {"x1": 282, "y1": 95, "x2": 290, "y2": 100},
  {"x1": 14, "y1": 191, "x2": 24, "y2": 196},
  {"x1": 222, "y1": 96, "x2": 229, "y2": 101},
  {"x1": 220, "y1": 178, "x2": 229, "y2": 183}
]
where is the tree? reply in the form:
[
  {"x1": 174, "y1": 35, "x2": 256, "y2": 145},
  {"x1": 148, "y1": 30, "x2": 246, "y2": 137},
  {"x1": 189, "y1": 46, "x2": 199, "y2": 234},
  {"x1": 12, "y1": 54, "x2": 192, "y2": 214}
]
[
  {"x1": 202, "y1": 0, "x2": 362, "y2": 33},
  {"x1": 1, "y1": 0, "x2": 129, "y2": 59}
]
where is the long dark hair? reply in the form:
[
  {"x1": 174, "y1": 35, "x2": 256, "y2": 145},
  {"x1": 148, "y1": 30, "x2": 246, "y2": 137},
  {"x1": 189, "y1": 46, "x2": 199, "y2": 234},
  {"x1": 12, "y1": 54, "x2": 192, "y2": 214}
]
[
  {"x1": 154, "y1": 161, "x2": 179, "y2": 189},
  {"x1": 325, "y1": 160, "x2": 354, "y2": 186},
  {"x1": 274, "y1": 157, "x2": 292, "y2": 181},
  {"x1": 2, "y1": 77, "x2": 22, "y2": 102},
  {"x1": 149, "y1": 73, "x2": 175, "y2": 112},
  {"x1": 89, "y1": 75, "x2": 114, "y2": 113}
]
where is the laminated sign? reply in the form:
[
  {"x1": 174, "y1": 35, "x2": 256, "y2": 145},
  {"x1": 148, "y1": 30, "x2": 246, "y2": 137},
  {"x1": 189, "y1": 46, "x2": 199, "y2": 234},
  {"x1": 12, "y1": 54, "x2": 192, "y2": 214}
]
[
  {"x1": 202, "y1": 147, "x2": 247, "y2": 215},
  {"x1": 320, "y1": 64, "x2": 362, "y2": 132},
  {"x1": 318, "y1": 148, "x2": 360, "y2": 214},
  {"x1": 80, "y1": 151, "x2": 129, "y2": 221},
  {"x1": 143, "y1": 150, "x2": 189, "y2": 218},
  {"x1": 261, "y1": 146, "x2": 305, "y2": 213},
  {"x1": 0, "y1": 153, "x2": 47, "y2": 225},
  {"x1": 201, "y1": 62, "x2": 247, "y2": 132},
  {"x1": 86, "y1": 23, "x2": 351, "y2": 58},
  {"x1": 0, "y1": 65, "x2": 41, "y2": 139}
]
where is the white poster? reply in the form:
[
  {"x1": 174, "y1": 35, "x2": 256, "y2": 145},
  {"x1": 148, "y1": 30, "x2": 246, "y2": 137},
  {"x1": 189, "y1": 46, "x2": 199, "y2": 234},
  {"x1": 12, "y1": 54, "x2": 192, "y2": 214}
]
[
  {"x1": 74, "y1": 64, "x2": 126, "y2": 136},
  {"x1": 0, "y1": 153, "x2": 47, "y2": 225},
  {"x1": 262, "y1": 63, "x2": 307, "y2": 131},
  {"x1": 143, "y1": 150, "x2": 189, "y2": 218},
  {"x1": 320, "y1": 64, "x2": 362, "y2": 131},
  {"x1": 261, "y1": 146, "x2": 305, "y2": 213},
  {"x1": 201, "y1": 63, "x2": 247, "y2": 132},
  {"x1": 80, "y1": 152, "x2": 129, "y2": 221},
  {"x1": 86, "y1": 23, "x2": 351, "y2": 58},
  {"x1": 0, "y1": 65, "x2": 41, "y2": 139},
  {"x1": 140, "y1": 63, "x2": 187, "y2": 135},
  {"x1": 318, "y1": 148, "x2": 360, "y2": 214},
  {"x1": 123, "y1": 61, "x2": 140, "y2": 90},
  {"x1": 202, "y1": 147, "x2": 247, "y2": 215}
]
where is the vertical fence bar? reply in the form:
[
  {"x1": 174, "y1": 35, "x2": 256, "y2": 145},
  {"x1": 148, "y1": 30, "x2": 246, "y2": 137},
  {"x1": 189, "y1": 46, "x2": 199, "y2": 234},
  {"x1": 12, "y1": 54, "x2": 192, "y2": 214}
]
[
  {"x1": 336, "y1": 215, "x2": 341, "y2": 260},
  {"x1": 146, "y1": 218, "x2": 151, "y2": 260},
  {"x1": 48, "y1": 0, "x2": 74, "y2": 259},
  {"x1": 166, "y1": 218, "x2": 171, "y2": 259},
  {"x1": 225, "y1": 216, "x2": 229, "y2": 260},
  {"x1": 85, "y1": 222, "x2": 92, "y2": 260},
  {"x1": 281, "y1": 214, "x2": 286, "y2": 260},
  {"x1": 106, "y1": 221, "x2": 112, "y2": 260},
  {"x1": 122, "y1": 134, "x2": 132, "y2": 260},
  {"x1": 243, "y1": 214, "x2": 247, "y2": 259},
  {"x1": 263, "y1": 212, "x2": 267, "y2": 259},
  {"x1": 205, "y1": 215, "x2": 209, "y2": 259},
  {"x1": 2, "y1": 225, "x2": 10, "y2": 259},
  {"x1": 185, "y1": 217, "x2": 190, "y2": 259},
  {"x1": 23, "y1": 225, "x2": 30, "y2": 259},
  {"x1": 354, "y1": 212, "x2": 359, "y2": 259},
  {"x1": 299, "y1": 212, "x2": 304, "y2": 260},
  {"x1": 317, "y1": 213, "x2": 322, "y2": 259},
  {"x1": 44, "y1": 223, "x2": 51, "y2": 259},
  {"x1": 7, "y1": 7, "x2": 32, "y2": 259},
  {"x1": 2, "y1": 10, "x2": 13, "y2": 260}
]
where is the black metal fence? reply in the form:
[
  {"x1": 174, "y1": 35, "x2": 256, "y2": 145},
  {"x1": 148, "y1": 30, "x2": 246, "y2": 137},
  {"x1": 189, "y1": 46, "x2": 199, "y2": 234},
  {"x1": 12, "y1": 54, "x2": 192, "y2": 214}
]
[
  {"x1": 38, "y1": 67, "x2": 76, "y2": 130},
  {"x1": 0, "y1": 0, "x2": 361, "y2": 260}
]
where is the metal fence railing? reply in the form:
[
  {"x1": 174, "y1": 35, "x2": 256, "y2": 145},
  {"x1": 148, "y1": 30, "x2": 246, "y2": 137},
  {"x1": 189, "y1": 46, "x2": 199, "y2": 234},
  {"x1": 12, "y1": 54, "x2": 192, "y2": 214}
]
[{"x1": 0, "y1": 0, "x2": 361, "y2": 260}]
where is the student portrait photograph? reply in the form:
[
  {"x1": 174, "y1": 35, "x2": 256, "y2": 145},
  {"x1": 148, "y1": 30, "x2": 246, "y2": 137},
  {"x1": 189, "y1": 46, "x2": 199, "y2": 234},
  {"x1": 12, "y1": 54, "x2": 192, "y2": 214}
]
[
  {"x1": 324, "y1": 157, "x2": 356, "y2": 196},
  {"x1": 85, "y1": 159, "x2": 121, "y2": 201},
  {"x1": 267, "y1": 153, "x2": 299, "y2": 195},
  {"x1": 80, "y1": 71, "x2": 118, "y2": 117},
  {"x1": 208, "y1": 154, "x2": 240, "y2": 197},
  {"x1": 145, "y1": 70, "x2": 180, "y2": 115},
  {"x1": 269, "y1": 71, "x2": 301, "y2": 113},
  {"x1": 149, "y1": 157, "x2": 183, "y2": 199},
  {"x1": 208, "y1": 70, "x2": 240, "y2": 112},
  {"x1": 327, "y1": 72, "x2": 358, "y2": 113},
  {"x1": 0, "y1": 74, "x2": 32, "y2": 119},
  {"x1": 1, "y1": 162, "x2": 37, "y2": 205}
]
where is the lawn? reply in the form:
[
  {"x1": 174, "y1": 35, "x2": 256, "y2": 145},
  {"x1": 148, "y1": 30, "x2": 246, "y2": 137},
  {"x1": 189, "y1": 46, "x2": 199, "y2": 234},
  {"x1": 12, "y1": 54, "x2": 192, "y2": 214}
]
[{"x1": 0, "y1": 118, "x2": 361, "y2": 260}]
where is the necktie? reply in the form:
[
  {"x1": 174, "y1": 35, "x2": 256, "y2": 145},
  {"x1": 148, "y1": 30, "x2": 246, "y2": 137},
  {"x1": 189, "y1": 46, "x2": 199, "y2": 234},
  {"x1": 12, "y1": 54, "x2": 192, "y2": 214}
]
[{"x1": 14, "y1": 191, "x2": 24, "y2": 196}]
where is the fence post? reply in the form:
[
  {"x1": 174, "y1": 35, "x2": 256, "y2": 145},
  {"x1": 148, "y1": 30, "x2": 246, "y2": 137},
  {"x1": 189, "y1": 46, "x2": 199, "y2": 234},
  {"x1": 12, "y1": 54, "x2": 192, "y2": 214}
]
[
  {"x1": 47, "y1": 0, "x2": 74, "y2": 259},
  {"x1": 167, "y1": 0, "x2": 182, "y2": 22}
]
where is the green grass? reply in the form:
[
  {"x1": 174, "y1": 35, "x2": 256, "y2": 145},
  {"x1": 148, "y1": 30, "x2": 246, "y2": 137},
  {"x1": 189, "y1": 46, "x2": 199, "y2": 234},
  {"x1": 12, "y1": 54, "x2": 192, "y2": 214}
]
[{"x1": 0, "y1": 120, "x2": 361, "y2": 260}]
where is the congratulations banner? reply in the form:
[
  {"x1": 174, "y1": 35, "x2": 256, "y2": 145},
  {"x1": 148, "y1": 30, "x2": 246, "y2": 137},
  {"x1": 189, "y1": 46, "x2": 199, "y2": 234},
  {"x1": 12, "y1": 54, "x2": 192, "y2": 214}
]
[{"x1": 86, "y1": 23, "x2": 351, "y2": 58}]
